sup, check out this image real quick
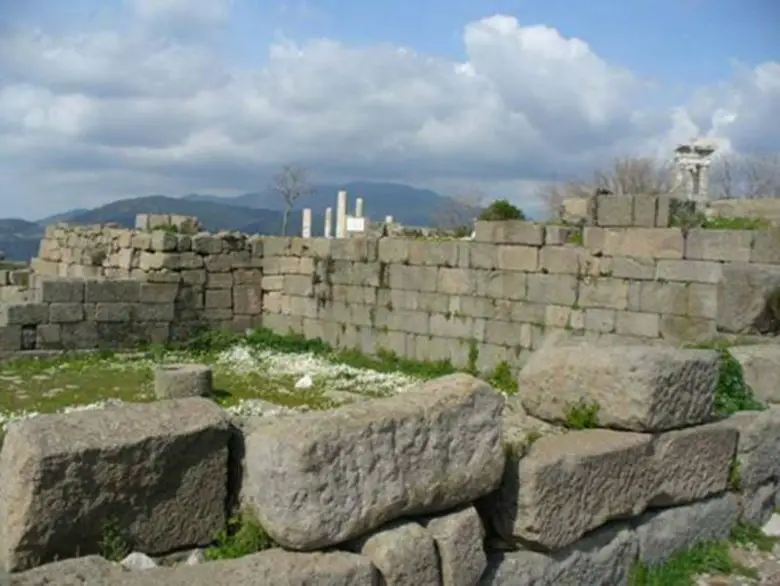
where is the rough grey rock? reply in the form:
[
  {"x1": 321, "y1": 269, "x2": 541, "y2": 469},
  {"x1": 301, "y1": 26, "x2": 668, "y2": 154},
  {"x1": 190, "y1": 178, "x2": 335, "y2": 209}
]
[
  {"x1": 349, "y1": 521, "x2": 441, "y2": 586},
  {"x1": 0, "y1": 398, "x2": 231, "y2": 571},
  {"x1": 729, "y1": 345, "x2": 780, "y2": 404},
  {"x1": 478, "y1": 523, "x2": 638, "y2": 586},
  {"x1": 633, "y1": 494, "x2": 740, "y2": 567},
  {"x1": 120, "y1": 552, "x2": 158, "y2": 571},
  {"x1": 420, "y1": 506, "x2": 487, "y2": 586},
  {"x1": 9, "y1": 556, "x2": 127, "y2": 586},
  {"x1": 242, "y1": 373, "x2": 505, "y2": 550},
  {"x1": 111, "y1": 550, "x2": 377, "y2": 586},
  {"x1": 517, "y1": 345, "x2": 720, "y2": 432}
]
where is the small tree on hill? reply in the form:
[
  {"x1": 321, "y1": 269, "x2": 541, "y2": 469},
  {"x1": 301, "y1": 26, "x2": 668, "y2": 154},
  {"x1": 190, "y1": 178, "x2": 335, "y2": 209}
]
[
  {"x1": 478, "y1": 200, "x2": 525, "y2": 221},
  {"x1": 271, "y1": 164, "x2": 314, "y2": 236}
]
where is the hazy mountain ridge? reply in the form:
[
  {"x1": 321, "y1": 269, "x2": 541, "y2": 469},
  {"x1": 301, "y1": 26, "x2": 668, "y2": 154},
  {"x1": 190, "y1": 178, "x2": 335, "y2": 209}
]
[{"x1": 0, "y1": 182, "x2": 461, "y2": 261}]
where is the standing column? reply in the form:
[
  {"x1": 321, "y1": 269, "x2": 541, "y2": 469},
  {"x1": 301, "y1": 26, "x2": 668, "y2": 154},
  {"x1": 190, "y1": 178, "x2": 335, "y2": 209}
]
[
  {"x1": 355, "y1": 197, "x2": 364, "y2": 218},
  {"x1": 324, "y1": 207, "x2": 333, "y2": 239},
  {"x1": 301, "y1": 208, "x2": 312, "y2": 238},
  {"x1": 336, "y1": 190, "x2": 348, "y2": 238}
]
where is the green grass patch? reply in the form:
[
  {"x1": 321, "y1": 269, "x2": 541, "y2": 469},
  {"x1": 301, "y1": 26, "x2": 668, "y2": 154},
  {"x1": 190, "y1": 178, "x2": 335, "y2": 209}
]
[
  {"x1": 563, "y1": 399, "x2": 600, "y2": 429},
  {"x1": 204, "y1": 512, "x2": 277, "y2": 561}
]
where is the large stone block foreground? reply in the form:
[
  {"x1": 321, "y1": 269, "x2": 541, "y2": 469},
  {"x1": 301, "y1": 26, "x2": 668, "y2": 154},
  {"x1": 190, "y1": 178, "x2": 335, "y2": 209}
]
[
  {"x1": 242, "y1": 373, "x2": 506, "y2": 550},
  {"x1": 0, "y1": 398, "x2": 231, "y2": 572}
]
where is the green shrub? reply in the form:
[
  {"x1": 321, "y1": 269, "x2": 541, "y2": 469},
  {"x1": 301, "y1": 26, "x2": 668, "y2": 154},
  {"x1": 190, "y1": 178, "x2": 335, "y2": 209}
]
[{"x1": 478, "y1": 200, "x2": 525, "y2": 221}]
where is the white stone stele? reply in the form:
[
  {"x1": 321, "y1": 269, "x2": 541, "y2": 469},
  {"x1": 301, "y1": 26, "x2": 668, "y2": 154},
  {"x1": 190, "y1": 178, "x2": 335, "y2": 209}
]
[
  {"x1": 154, "y1": 363, "x2": 213, "y2": 400},
  {"x1": 324, "y1": 207, "x2": 333, "y2": 239},
  {"x1": 336, "y1": 190, "x2": 348, "y2": 239},
  {"x1": 301, "y1": 208, "x2": 312, "y2": 238}
]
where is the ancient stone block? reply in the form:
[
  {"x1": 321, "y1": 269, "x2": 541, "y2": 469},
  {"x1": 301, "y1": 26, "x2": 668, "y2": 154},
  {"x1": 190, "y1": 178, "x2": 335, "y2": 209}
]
[
  {"x1": 150, "y1": 230, "x2": 178, "y2": 252},
  {"x1": 84, "y1": 280, "x2": 140, "y2": 303},
  {"x1": 685, "y1": 229, "x2": 753, "y2": 262},
  {"x1": 633, "y1": 494, "x2": 740, "y2": 567},
  {"x1": 728, "y1": 345, "x2": 780, "y2": 404},
  {"x1": 387, "y1": 264, "x2": 437, "y2": 292},
  {"x1": 538, "y1": 246, "x2": 584, "y2": 274},
  {"x1": 109, "y1": 550, "x2": 377, "y2": 586},
  {"x1": 0, "y1": 304, "x2": 48, "y2": 326},
  {"x1": 475, "y1": 221, "x2": 545, "y2": 245},
  {"x1": 377, "y1": 238, "x2": 410, "y2": 264},
  {"x1": 38, "y1": 279, "x2": 85, "y2": 303},
  {"x1": 420, "y1": 506, "x2": 486, "y2": 586},
  {"x1": 715, "y1": 407, "x2": 780, "y2": 491},
  {"x1": 139, "y1": 282, "x2": 179, "y2": 304},
  {"x1": 518, "y1": 345, "x2": 720, "y2": 431},
  {"x1": 614, "y1": 311, "x2": 659, "y2": 338},
  {"x1": 751, "y1": 228, "x2": 780, "y2": 264},
  {"x1": 136, "y1": 302, "x2": 175, "y2": 322},
  {"x1": 242, "y1": 374, "x2": 505, "y2": 550},
  {"x1": 595, "y1": 195, "x2": 633, "y2": 227},
  {"x1": 349, "y1": 521, "x2": 441, "y2": 586},
  {"x1": 154, "y1": 364, "x2": 213, "y2": 399},
  {"x1": 205, "y1": 289, "x2": 232, "y2": 309},
  {"x1": 578, "y1": 278, "x2": 629, "y2": 310},
  {"x1": 479, "y1": 523, "x2": 637, "y2": 586},
  {"x1": 10, "y1": 555, "x2": 128, "y2": 586},
  {"x1": 718, "y1": 262, "x2": 780, "y2": 333},
  {"x1": 525, "y1": 274, "x2": 577, "y2": 305},
  {"x1": 89, "y1": 302, "x2": 135, "y2": 322},
  {"x1": 48, "y1": 303, "x2": 84, "y2": 323},
  {"x1": 0, "y1": 398, "x2": 231, "y2": 571},
  {"x1": 655, "y1": 259, "x2": 723, "y2": 283}
]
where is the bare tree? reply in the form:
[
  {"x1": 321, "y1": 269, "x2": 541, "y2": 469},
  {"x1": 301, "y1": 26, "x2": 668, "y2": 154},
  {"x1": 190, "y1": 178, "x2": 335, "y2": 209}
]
[
  {"x1": 433, "y1": 192, "x2": 485, "y2": 234},
  {"x1": 709, "y1": 153, "x2": 780, "y2": 199},
  {"x1": 271, "y1": 164, "x2": 314, "y2": 236},
  {"x1": 537, "y1": 156, "x2": 674, "y2": 219}
]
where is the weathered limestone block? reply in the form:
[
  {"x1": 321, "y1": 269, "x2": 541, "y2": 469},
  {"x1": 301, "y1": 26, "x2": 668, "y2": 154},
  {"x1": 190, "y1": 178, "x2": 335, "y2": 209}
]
[
  {"x1": 242, "y1": 373, "x2": 505, "y2": 550},
  {"x1": 9, "y1": 555, "x2": 128, "y2": 586},
  {"x1": 350, "y1": 521, "x2": 441, "y2": 586},
  {"x1": 421, "y1": 506, "x2": 486, "y2": 586},
  {"x1": 518, "y1": 345, "x2": 720, "y2": 431},
  {"x1": 479, "y1": 523, "x2": 637, "y2": 586},
  {"x1": 718, "y1": 262, "x2": 780, "y2": 333},
  {"x1": 112, "y1": 550, "x2": 376, "y2": 586},
  {"x1": 481, "y1": 423, "x2": 736, "y2": 550},
  {"x1": 154, "y1": 364, "x2": 213, "y2": 399},
  {"x1": 475, "y1": 221, "x2": 545, "y2": 245},
  {"x1": 0, "y1": 398, "x2": 231, "y2": 571},
  {"x1": 728, "y1": 344, "x2": 780, "y2": 404},
  {"x1": 633, "y1": 494, "x2": 740, "y2": 567},
  {"x1": 739, "y1": 480, "x2": 777, "y2": 526}
]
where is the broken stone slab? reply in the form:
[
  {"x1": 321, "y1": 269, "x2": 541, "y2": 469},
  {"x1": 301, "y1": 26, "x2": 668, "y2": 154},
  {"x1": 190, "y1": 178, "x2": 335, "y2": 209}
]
[
  {"x1": 420, "y1": 506, "x2": 487, "y2": 586},
  {"x1": 728, "y1": 344, "x2": 780, "y2": 404},
  {"x1": 478, "y1": 523, "x2": 638, "y2": 586},
  {"x1": 517, "y1": 345, "x2": 721, "y2": 432},
  {"x1": 632, "y1": 494, "x2": 740, "y2": 567},
  {"x1": 109, "y1": 550, "x2": 377, "y2": 586},
  {"x1": 242, "y1": 373, "x2": 505, "y2": 550},
  {"x1": 348, "y1": 520, "x2": 441, "y2": 586},
  {"x1": 9, "y1": 556, "x2": 127, "y2": 586},
  {"x1": 714, "y1": 406, "x2": 780, "y2": 490},
  {"x1": 0, "y1": 398, "x2": 231, "y2": 572},
  {"x1": 480, "y1": 423, "x2": 736, "y2": 550}
]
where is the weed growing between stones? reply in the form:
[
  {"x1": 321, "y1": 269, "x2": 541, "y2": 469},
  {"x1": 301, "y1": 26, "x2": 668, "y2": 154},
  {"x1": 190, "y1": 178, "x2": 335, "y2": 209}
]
[
  {"x1": 487, "y1": 361, "x2": 516, "y2": 395},
  {"x1": 563, "y1": 399, "x2": 601, "y2": 429},
  {"x1": 204, "y1": 512, "x2": 277, "y2": 561},
  {"x1": 99, "y1": 517, "x2": 130, "y2": 562},
  {"x1": 629, "y1": 522, "x2": 778, "y2": 585}
]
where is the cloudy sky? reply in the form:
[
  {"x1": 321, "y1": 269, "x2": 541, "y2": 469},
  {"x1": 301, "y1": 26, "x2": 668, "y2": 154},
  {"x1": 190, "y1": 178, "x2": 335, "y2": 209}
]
[{"x1": 0, "y1": 0, "x2": 778, "y2": 220}]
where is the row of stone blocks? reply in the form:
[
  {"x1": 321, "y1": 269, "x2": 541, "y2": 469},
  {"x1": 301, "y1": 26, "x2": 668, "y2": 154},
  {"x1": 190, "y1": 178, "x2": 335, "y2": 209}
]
[{"x1": 1, "y1": 345, "x2": 778, "y2": 585}]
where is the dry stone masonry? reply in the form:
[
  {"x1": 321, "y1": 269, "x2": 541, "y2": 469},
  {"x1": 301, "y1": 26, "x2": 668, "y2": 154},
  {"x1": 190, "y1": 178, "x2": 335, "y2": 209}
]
[
  {"x1": 1, "y1": 351, "x2": 780, "y2": 585},
  {"x1": 2, "y1": 196, "x2": 780, "y2": 378}
]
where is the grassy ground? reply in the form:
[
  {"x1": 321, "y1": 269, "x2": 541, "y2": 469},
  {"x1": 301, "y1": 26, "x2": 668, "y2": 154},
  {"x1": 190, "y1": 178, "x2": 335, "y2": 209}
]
[{"x1": 0, "y1": 329, "x2": 432, "y2": 429}]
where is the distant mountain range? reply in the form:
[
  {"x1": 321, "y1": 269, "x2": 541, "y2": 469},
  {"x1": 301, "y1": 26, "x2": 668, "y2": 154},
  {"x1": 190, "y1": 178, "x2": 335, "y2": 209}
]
[{"x1": 0, "y1": 182, "x2": 469, "y2": 262}]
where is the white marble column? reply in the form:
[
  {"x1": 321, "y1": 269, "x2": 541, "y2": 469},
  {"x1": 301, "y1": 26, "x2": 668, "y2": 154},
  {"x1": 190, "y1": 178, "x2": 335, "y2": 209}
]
[
  {"x1": 355, "y1": 197, "x2": 364, "y2": 218},
  {"x1": 336, "y1": 190, "x2": 348, "y2": 239},
  {"x1": 324, "y1": 207, "x2": 333, "y2": 239},
  {"x1": 301, "y1": 208, "x2": 312, "y2": 238}
]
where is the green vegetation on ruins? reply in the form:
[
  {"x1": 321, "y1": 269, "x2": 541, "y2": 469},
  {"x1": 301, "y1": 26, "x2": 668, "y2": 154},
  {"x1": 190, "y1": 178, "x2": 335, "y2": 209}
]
[
  {"x1": 204, "y1": 511, "x2": 277, "y2": 561},
  {"x1": 628, "y1": 521, "x2": 780, "y2": 586}
]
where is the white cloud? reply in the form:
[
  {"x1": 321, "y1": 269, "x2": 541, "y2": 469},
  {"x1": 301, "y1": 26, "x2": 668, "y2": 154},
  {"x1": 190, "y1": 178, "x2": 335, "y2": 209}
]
[{"x1": 0, "y1": 10, "x2": 777, "y2": 219}]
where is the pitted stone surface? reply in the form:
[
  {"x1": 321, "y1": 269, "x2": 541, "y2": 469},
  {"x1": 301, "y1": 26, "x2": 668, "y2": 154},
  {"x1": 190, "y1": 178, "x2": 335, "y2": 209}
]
[{"x1": 154, "y1": 363, "x2": 213, "y2": 399}]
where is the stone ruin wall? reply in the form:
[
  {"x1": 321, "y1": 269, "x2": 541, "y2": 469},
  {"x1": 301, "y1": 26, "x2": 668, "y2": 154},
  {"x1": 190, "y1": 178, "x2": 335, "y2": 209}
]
[
  {"x1": 2, "y1": 196, "x2": 780, "y2": 371},
  {"x1": 2, "y1": 349, "x2": 780, "y2": 585}
]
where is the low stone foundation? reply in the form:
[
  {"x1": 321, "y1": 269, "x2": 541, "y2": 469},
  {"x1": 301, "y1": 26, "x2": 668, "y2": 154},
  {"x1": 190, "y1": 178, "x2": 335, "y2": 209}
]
[{"x1": 1, "y1": 344, "x2": 778, "y2": 585}]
